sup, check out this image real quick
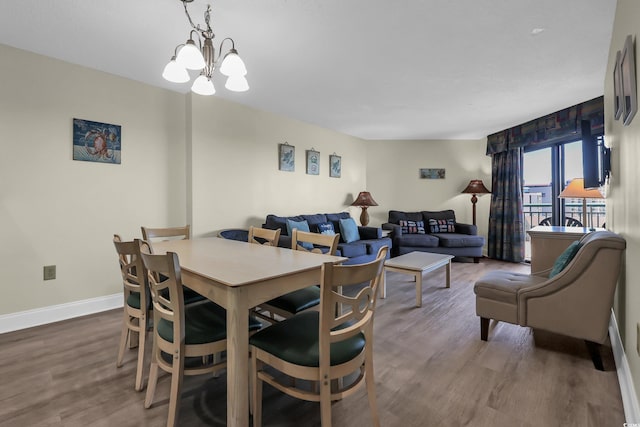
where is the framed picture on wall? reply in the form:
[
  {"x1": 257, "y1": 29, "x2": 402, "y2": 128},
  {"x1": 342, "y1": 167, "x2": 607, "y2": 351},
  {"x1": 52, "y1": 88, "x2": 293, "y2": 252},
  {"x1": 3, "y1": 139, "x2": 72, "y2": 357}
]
[
  {"x1": 278, "y1": 142, "x2": 295, "y2": 171},
  {"x1": 306, "y1": 149, "x2": 320, "y2": 175},
  {"x1": 613, "y1": 50, "x2": 623, "y2": 120},
  {"x1": 329, "y1": 154, "x2": 341, "y2": 178},
  {"x1": 620, "y1": 35, "x2": 637, "y2": 126},
  {"x1": 72, "y1": 118, "x2": 121, "y2": 164}
]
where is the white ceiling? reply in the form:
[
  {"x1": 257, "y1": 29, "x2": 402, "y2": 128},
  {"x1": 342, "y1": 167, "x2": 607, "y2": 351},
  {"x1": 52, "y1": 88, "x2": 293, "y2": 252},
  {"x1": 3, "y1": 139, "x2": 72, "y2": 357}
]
[{"x1": 0, "y1": 0, "x2": 616, "y2": 140}]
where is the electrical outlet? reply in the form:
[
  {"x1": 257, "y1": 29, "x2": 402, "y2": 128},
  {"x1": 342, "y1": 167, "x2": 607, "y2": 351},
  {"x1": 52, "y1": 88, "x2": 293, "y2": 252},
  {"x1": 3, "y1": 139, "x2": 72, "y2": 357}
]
[{"x1": 43, "y1": 265, "x2": 56, "y2": 281}]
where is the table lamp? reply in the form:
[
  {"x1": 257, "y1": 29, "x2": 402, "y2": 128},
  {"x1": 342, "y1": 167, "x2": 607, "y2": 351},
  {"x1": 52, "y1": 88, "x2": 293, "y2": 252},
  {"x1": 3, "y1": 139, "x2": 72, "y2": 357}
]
[
  {"x1": 461, "y1": 180, "x2": 491, "y2": 226},
  {"x1": 351, "y1": 191, "x2": 379, "y2": 226},
  {"x1": 558, "y1": 178, "x2": 603, "y2": 229}
]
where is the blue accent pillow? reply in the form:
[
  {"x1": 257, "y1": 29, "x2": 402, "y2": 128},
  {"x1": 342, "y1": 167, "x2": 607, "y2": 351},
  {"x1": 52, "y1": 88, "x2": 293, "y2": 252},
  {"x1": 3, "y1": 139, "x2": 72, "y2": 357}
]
[
  {"x1": 317, "y1": 222, "x2": 336, "y2": 236},
  {"x1": 286, "y1": 219, "x2": 313, "y2": 249},
  {"x1": 549, "y1": 241, "x2": 582, "y2": 278},
  {"x1": 339, "y1": 218, "x2": 361, "y2": 243}
]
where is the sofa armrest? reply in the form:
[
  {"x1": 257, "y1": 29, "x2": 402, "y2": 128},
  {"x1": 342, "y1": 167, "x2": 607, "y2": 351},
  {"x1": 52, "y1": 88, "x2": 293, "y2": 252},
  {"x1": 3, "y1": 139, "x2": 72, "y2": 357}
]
[
  {"x1": 382, "y1": 222, "x2": 403, "y2": 237},
  {"x1": 455, "y1": 222, "x2": 477, "y2": 235},
  {"x1": 358, "y1": 226, "x2": 382, "y2": 239}
]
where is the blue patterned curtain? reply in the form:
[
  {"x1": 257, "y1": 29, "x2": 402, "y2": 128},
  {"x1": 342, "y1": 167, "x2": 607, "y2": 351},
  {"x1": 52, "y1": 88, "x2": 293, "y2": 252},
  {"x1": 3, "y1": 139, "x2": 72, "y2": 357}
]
[{"x1": 488, "y1": 148, "x2": 525, "y2": 262}]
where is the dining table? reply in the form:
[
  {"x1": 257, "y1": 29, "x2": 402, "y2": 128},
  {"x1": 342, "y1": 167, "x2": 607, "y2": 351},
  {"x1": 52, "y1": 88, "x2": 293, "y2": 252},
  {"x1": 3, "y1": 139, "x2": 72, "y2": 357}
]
[{"x1": 151, "y1": 236, "x2": 346, "y2": 427}]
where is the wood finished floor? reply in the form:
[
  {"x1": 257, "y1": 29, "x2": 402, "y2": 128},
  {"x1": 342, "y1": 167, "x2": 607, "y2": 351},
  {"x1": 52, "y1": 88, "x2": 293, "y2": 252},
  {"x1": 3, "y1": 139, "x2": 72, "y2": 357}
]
[{"x1": 0, "y1": 259, "x2": 625, "y2": 427}]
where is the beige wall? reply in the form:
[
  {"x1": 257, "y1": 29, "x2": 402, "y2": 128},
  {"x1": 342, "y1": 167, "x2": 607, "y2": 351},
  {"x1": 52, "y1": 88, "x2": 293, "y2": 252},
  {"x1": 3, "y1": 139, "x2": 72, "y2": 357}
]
[
  {"x1": 188, "y1": 94, "x2": 368, "y2": 237},
  {"x1": 366, "y1": 139, "x2": 491, "y2": 242},
  {"x1": 606, "y1": 0, "x2": 640, "y2": 399}
]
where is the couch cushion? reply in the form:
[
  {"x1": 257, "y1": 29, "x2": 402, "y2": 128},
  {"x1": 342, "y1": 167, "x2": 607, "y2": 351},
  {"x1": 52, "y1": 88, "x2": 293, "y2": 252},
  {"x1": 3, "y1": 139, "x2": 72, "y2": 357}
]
[
  {"x1": 339, "y1": 218, "x2": 361, "y2": 243},
  {"x1": 422, "y1": 210, "x2": 456, "y2": 223},
  {"x1": 549, "y1": 241, "x2": 581, "y2": 278},
  {"x1": 338, "y1": 242, "x2": 368, "y2": 258},
  {"x1": 360, "y1": 238, "x2": 392, "y2": 256},
  {"x1": 428, "y1": 218, "x2": 456, "y2": 233},
  {"x1": 265, "y1": 214, "x2": 305, "y2": 235},
  {"x1": 286, "y1": 219, "x2": 313, "y2": 249},
  {"x1": 399, "y1": 220, "x2": 426, "y2": 234},
  {"x1": 395, "y1": 234, "x2": 439, "y2": 248},
  {"x1": 474, "y1": 271, "x2": 546, "y2": 304},
  {"x1": 388, "y1": 210, "x2": 423, "y2": 225},
  {"x1": 302, "y1": 214, "x2": 328, "y2": 232},
  {"x1": 433, "y1": 233, "x2": 484, "y2": 248}
]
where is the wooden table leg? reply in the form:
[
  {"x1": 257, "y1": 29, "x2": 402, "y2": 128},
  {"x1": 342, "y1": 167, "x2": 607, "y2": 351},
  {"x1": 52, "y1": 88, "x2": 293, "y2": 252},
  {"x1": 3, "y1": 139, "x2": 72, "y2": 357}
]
[
  {"x1": 446, "y1": 261, "x2": 451, "y2": 288},
  {"x1": 415, "y1": 272, "x2": 422, "y2": 308},
  {"x1": 227, "y1": 287, "x2": 249, "y2": 427}
]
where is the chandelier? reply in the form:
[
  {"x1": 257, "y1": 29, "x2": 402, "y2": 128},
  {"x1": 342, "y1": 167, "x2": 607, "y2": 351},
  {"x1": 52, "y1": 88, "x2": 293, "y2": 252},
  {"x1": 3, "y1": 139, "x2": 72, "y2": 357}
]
[{"x1": 162, "y1": 0, "x2": 248, "y2": 95}]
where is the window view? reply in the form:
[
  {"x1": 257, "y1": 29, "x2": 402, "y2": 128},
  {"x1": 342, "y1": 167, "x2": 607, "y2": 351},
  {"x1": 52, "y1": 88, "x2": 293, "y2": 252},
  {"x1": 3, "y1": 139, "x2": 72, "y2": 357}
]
[{"x1": 523, "y1": 139, "x2": 606, "y2": 260}]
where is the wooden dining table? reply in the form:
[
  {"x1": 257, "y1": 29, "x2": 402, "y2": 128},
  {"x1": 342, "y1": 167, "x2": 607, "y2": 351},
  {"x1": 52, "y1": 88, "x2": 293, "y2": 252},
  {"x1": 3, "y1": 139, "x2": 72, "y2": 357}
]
[{"x1": 151, "y1": 237, "x2": 346, "y2": 427}]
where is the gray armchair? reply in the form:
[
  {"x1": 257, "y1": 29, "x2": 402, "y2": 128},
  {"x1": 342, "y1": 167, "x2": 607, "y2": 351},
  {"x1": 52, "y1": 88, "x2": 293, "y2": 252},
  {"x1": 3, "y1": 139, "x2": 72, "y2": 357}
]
[{"x1": 474, "y1": 230, "x2": 626, "y2": 370}]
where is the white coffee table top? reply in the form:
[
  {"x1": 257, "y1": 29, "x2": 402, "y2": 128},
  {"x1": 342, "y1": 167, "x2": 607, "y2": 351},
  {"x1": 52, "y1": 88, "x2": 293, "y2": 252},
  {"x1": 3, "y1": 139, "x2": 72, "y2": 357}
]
[{"x1": 385, "y1": 251, "x2": 454, "y2": 272}]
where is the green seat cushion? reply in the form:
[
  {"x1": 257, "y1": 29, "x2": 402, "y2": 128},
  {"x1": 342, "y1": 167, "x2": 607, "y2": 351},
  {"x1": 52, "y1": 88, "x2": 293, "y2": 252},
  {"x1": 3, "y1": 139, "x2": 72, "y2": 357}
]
[
  {"x1": 549, "y1": 241, "x2": 582, "y2": 278},
  {"x1": 159, "y1": 285, "x2": 206, "y2": 305},
  {"x1": 249, "y1": 311, "x2": 365, "y2": 367},
  {"x1": 264, "y1": 286, "x2": 320, "y2": 314},
  {"x1": 126, "y1": 292, "x2": 141, "y2": 309}
]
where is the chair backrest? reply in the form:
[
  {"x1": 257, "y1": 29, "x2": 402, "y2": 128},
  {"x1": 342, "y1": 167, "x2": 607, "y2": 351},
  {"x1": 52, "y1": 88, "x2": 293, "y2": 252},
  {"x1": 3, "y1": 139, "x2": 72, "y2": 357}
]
[
  {"x1": 141, "y1": 225, "x2": 190, "y2": 241},
  {"x1": 248, "y1": 226, "x2": 281, "y2": 247},
  {"x1": 318, "y1": 246, "x2": 388, "y2": 365},
  {"x1": 538, "y1": 217, "x2": 583, "y2": 227},
  {"x1": 138, "y1": 241, "x2": 185, "y2": 342},
  {"x1": 291, "y1": 229, "x2": 339, "y2": 255},
  {"x1": 113, "y1": 235, "x2": 147, "y2": 311},
  {"x1": 524, "y1": 230, "x2": 626, "y2": 343}
]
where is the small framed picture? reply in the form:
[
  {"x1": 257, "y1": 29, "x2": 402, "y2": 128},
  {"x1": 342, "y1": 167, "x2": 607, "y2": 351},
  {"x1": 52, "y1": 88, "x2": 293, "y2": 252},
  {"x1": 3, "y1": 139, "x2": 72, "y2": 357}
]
[
  {"x1": 72, "y1": 118, "x2": 121, "y2": 164},
  {"x1": 613, "y1": 50, "x2": 623, "y2": 120},
  {"x1": 329, "y1": 154, "x2": 341, "y2": 178},
  {"x1": 620, "y1": 35, "x2": 637, "y2": 126},
  {"x1": 306, "y1": 149, "x2": 320, "y2": 175},
  {"x1": 419, "y1": 168, "x2": 446, "y2": 179},
  {"x1": 279, "y1": 143, "x2": 295, "y2": 171}
]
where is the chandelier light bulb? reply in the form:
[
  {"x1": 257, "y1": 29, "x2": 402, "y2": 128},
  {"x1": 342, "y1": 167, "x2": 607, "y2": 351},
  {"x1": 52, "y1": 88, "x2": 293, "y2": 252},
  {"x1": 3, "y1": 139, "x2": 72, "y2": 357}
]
[
  {"x1": 225, "y1": 75, "x2": 249, "y2": 92},
  {"x1": 219, "y1": 49, "x2": 247, "y2": 77},
  {"x1": 191, "y1": 74, "x2": 216, "y2": 96},
  {"x1": 176, "y1": 39, "x2": 206, "y2": 70},
  {"x1": 162, "y1": 57, "x2": 190, "y2": 83}
]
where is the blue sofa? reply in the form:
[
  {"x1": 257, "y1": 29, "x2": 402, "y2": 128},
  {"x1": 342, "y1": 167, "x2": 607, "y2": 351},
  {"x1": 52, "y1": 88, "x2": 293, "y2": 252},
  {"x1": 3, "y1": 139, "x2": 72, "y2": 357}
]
[
  {"x1": 263, "y1": 212, "x2": 391, "y2": 265},
  {"x1": 383, "y1": 209, "x2": 485, "y2": 262}
]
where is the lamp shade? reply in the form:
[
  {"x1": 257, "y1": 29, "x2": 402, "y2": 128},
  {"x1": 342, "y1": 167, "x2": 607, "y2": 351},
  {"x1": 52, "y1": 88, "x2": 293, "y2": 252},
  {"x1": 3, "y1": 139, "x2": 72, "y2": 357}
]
[
  {"x1": 219, "y1": 49, "x2": 247, "y2": 77},
  {"x1": 225, "y1": 75, "x2": 249, "y2": 92},
  {"x1": 558, "y1": 178, "x2": 603, "y2": 199},
  {"x1": 176, "y1": 39, "x2": 206, "y2": 70},
  {"x1": 462, "y1": 180, "x2": 491, "y2": 195},
  {"x1": 191, "y1": 75, "x2": 216, "y2": 96},
  {"x1": 351, "y1": 191, "x2": 379, "y2": 207},
  {"x1": 162, "y1": 57, "x2": 190, "y2": 83}
]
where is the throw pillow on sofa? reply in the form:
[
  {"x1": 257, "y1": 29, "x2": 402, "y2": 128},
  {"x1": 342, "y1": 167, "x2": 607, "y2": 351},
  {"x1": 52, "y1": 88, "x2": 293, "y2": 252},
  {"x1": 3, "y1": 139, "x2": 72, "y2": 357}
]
[
  {"x1": 339, "y1": 218, "x2": 361, "y2": 243},
  {"x1": 317, "y1": 222, "x2": 336, "y2": 236},
  {"x1": 428, "y1": 218, "x2": 455, "y2": 233},
  {"x1": 399, "y1": 220, "x2": 425, "y2": 234},
  {"x1": 286, "y1": 219, "x2": 313, "y2": 249}
]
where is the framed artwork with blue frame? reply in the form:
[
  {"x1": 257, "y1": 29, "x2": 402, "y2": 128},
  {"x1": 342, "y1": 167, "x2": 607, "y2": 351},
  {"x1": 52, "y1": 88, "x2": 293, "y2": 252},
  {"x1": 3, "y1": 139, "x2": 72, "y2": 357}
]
[{"x1": 73, "y1": 118, "x2": 121, "y2": 164}]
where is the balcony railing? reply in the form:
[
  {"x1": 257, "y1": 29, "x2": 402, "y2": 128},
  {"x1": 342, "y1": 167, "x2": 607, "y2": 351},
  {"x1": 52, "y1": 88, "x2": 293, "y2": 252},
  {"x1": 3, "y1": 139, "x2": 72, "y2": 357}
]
[{"x1": 523, "y1": 203, "x2": 606, "y2": 231}]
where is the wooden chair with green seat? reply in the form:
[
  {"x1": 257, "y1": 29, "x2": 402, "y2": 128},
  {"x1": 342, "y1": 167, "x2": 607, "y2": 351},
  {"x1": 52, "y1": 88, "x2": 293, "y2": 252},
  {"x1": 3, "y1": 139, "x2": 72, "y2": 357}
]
[
  {"x1": 258, "y1": 229, "x2": 340, "y2": 320},
  {"x1": 250, "y1": 246, "x2": 388, "y2": 427},
  {"x1": 139, "y1": 240, "x2": 261, "y2": 427},
  {"x1": 113, "y1": 234, "x2": 149, "y2": 392},
  {"x1": 248, "y1": 225, "x2": 281, "y2": 246},
  {"x1": 140, "y1": 225, "x2": 204, "y2": 305}
]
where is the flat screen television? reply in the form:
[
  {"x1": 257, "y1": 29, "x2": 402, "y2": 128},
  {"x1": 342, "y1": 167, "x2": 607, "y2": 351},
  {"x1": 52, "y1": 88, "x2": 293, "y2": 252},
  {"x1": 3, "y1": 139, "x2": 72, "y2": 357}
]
[{"x1": 581, "y1": 119, "x2": 610, "y2": 189}]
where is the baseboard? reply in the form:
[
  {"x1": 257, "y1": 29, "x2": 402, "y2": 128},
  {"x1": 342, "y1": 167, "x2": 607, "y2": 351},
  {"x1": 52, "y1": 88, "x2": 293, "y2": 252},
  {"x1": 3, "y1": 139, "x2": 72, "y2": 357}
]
[
  {"x1": 610, "y1": 310, "x2": 640, "y2": 423},
  {"x1": 0, "y1": 294, "x2": 123, "y2": 334}
]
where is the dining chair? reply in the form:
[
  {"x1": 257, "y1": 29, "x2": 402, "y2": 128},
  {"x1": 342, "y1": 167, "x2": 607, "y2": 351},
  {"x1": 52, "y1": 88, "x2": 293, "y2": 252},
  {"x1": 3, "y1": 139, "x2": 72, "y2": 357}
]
[
  {"x1": 113, "y1": 234, "x2": 149, "y2": 392},
  {"x1": 249, "y1": 246, "x2": 388, "y2": 427},
  {"x1": 141, "y1": 225, "x2": 190, "y2": 241},
  {"x1": 139, "y1": 240, "x2": 262, "y2": 427},
  {"x1": 259, "y1": 229, "x2": 340, "y2": 320},
  {"x1": 248, "y1": 226, "x2": 281, "y2": 246}
]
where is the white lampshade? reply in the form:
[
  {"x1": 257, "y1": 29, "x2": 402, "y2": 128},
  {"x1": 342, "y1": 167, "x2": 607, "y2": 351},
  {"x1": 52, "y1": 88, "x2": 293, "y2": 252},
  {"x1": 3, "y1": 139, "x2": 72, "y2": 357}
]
[
  {"x1": 225, "y1": 75, "x2": 249, "y2": 92},
  {"x1": 219, "y1": 49, "x2": 247, "y2": 77},
  {"x1": 191, "y1": 75, "x2": 216, "y2": 95},
  {"x1": 162, "y1": 58, "x2": 190, "y2": 83},
  {"x1": 176, "y1": 40, "x2": 206, "y2": 70}
]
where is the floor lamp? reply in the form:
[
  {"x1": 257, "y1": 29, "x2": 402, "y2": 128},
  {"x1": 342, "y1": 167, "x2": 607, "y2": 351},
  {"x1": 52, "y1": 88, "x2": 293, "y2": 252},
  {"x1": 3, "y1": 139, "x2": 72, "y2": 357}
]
[
  {"x1": 461, "y1": 180, "x2": 491, "y2": 226},
  {"x1": 558, "y1": 178, "x2": 603, "y2": 229}
]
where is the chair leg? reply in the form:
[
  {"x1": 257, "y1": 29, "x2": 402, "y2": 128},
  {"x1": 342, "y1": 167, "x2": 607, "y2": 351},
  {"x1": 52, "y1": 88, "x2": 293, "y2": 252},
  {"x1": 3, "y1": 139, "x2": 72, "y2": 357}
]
[
  {"x1": 365, "y1": 346, "x2": 381, "y2": 427},
  {"x1": 585, "y1": 340, "x2": 604, "y2": 371},
  {"x1": 480, "y1": 317, "x2": 489, "y2": 341},
  {"x1": 134, "y1": 319, "x2": 146, "y2": 391},
  {"x1": 166, "y1": 354, "x2": 185, "y2": 427},
  {"x1": 251, "y1": 356, "x2": 263, "y2": 427},
  {"x1": 320, "y1": 370, "x2": 332, "y2": 427},
  {"x1": 144, "y1": 357, "x2": 159, "y2": 408},
  {"x1": 116, "y1": 313, "x2": 129, "y2": 368}
]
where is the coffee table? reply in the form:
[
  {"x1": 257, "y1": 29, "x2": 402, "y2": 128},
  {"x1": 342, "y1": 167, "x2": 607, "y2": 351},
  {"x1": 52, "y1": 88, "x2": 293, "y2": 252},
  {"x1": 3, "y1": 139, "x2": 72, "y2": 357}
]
[{"x1": 382, "y1": 251, "x2": 454, "y2": 307}]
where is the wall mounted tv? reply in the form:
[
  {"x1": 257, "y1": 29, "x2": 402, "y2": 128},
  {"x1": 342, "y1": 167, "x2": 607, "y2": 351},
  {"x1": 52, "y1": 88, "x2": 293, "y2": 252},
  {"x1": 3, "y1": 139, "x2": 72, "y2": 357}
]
[{"x1": 581, "y1": 119, "x2": 610, "y2": 189}]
